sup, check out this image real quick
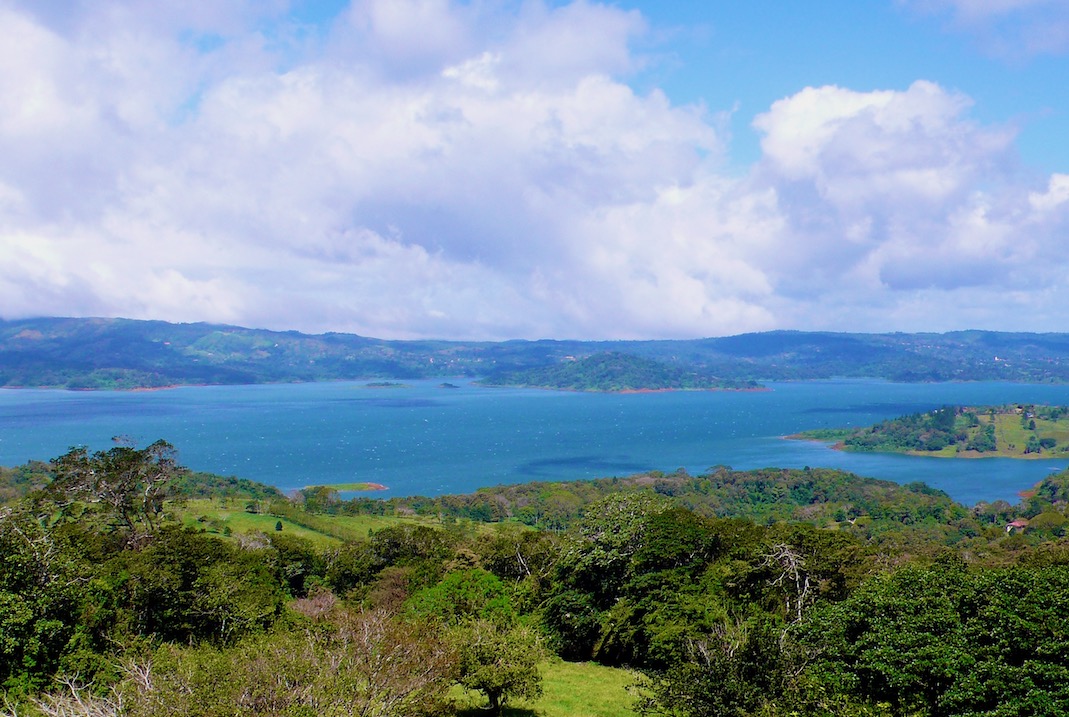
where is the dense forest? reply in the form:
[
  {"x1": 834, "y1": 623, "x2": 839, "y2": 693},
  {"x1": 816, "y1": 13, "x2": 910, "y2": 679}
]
[
  {"x1": 477, "y1": 352, "x2": 758, "y2": 391},
  {"x1": 797, "y1": 404, "x2": 1069, "y2": 457},
  {"x1": 7, "y1": 317, "x2": 1069, "y2": 388},
  {"x1": 6, "y1": 441, "x2": 1069, "y2": 715}
]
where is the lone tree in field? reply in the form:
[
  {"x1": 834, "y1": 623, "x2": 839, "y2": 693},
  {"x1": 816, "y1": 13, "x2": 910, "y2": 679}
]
[{"x1": 454, "y1": 619, "x2": 545, "y2": 715}]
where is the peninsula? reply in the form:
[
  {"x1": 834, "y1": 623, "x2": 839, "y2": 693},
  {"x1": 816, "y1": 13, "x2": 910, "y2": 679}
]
[{"x1": 792, "y1": 404, "x2": 1069, "y2": 458}]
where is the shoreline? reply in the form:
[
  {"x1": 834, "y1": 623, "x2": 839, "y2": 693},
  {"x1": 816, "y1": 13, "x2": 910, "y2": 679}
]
[
  {"x1": 1, "y1": 383, "x2": 183, "y2": 392},
  {"x1": 617, "y1": 385, "x2": 769, "y2": 394},
  {"x1": 484, "y1": 383, "x2": 769, "y2": 394},
  {"x1": 3, "y1": 380, "x2": 766, "y2": 394}
]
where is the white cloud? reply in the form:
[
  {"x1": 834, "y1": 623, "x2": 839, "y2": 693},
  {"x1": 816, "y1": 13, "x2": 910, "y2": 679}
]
[
  {"x1": 335, "y1": 0, "x2": 474, "y2": 79},
  {"x1": 1, "y1": 0, "x2": 1068, "y2": 339},
  {"x1": 754, "y1": 81, "x2": 1013, "y2": 207},
  {"x1": 900, "y1": 0, "x2": 1069, "y2": 56},
  {"x1": 1029, "y1": 173, "x2": 1069, "y2": 211},
  {"x1": 746, "y1": 79, "x2": 1069, "y2": 331},
  {"x1": 910, "y1": 0, "x2": 1057, "y2": 22}
]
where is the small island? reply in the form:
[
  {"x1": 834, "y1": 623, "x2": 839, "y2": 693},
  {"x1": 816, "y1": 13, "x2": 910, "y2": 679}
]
[
  {"x1": 477, "y1": 351, "x2": 760, "y2": 392},
  {"x1": 792, "y1": 404, "x2": 1069, "y2": 458}
]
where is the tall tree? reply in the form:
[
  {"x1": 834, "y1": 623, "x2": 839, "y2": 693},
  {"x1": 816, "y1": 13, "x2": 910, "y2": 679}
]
[{"x1": 43, "y1": 439, "x2": 184, "y2": 546}]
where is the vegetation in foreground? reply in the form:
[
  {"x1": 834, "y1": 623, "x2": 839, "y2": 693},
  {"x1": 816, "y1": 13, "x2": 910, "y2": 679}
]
[
  {"x1": 6, "y1": 440, "x2": 1069, "y2": 715},
  {"x1": 794, "y1": 403, "x2": 1069, "y2": 457}
]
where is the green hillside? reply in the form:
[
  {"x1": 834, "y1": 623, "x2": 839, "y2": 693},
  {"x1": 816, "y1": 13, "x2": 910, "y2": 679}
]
[{"x1": 477, "y1": 351, "x2": 758, "y2": 391}]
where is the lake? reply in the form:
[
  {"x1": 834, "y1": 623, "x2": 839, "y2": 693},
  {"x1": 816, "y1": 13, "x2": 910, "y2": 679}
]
[{"x1": 3, "y1": 379, "x2": 1069, "y2": 506}]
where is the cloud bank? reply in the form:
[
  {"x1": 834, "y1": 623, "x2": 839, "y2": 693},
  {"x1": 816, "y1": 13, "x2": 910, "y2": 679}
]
[{"x1": 1, "y1": 0, "x2": 1067, "y2": 339}]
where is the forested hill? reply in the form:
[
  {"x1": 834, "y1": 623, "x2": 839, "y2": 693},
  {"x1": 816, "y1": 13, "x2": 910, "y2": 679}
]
[
  {"x1": 5, "y1": 316, "x2": 1069, "y2": 388},
  {"x1": 476, "y1": 351, "x2": 759, "y2": 391}
]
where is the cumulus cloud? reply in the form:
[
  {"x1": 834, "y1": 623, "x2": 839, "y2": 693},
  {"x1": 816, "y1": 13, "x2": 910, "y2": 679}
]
[
  {"x1": 751, "y1": 81, "x2": 1020, "y2": 292},
  {"x1": 746, "y1": 79, "x2": 1068, "y2": 331},
  {"x1": 0, "y1": 0, "x2": 1067, "y2": 339}
]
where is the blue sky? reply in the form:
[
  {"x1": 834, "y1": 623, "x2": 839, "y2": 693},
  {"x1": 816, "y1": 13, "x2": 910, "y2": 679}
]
[
  {"x1": 2, "y1": 0, "x2": 1069, "y2": 339},
  {"x1": 634, "y1": 2, "x2": 1067, "y2": 170},
  {"x1": 642, "y1": 2, "x2": 1069, "y2": 172}
]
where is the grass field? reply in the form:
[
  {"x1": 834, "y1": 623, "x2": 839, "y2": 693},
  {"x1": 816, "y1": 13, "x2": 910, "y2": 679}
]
[
  {"x1": 931, "y1": 412, "x2": 1069, "y2": 459},
  {"x1": 170, "y1": 498, "x2": 437, "y2": 546},
  {"x1": 453, "y1": 660, "x2": 641, "y2": 717},
  {"x1": 990, "y1": 413, "x2": 1069, "y2": 456}
]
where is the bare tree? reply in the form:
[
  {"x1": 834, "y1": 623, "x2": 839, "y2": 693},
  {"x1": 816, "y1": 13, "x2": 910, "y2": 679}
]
[{"x1": 762, "y1": 543, "x2": 813, "y2": 624}]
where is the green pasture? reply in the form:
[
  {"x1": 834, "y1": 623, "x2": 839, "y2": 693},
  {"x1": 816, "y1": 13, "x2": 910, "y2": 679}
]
[
  {"x1": 453, "y1": 659, "x2": 640, "y2": 717},
  {"x1": 170, "y1": 498, "x2": 436, "y2": 546},
  {"x1": 987, "y1": 413, "x2": 1069, "y2": 457}
]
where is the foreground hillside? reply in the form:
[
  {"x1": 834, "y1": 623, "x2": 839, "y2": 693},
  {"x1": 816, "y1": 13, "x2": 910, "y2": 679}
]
[
  {"x1": 7, "y1": 441, "x2": 1069, "y2": 715},
  {"x1": 5, "y1": 317, "x2": 1069, "y2": 388},
  {"x1": 10, "y1": 440, "x2": 1069, "y2": 713}
]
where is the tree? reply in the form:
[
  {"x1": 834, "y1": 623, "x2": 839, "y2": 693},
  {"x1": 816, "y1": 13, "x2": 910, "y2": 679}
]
[
  {"x1": 475, "y1": 523, "x2": 560, "y2": 583},
  {"x1": 453, "y1": 619, "x2": 545, "y2": 715},
  {"x1": 44, "y1": 439, "x2": 185, "y2": 547},
  {"x1": 100, "y1": 526, "x2": 283, "y2": 645},
  {"x1": 637, "y1": 615, "x2": 789, "y2": 717},
  {"x1": 1026, "y1": 435, "x2": 1043, "y2": 454},
  {"x1": 269, "y1": 533, "x2": 324, "y2": 598},
  {"x1": 406, "y1": 568, "x2": 513, "y2": 625},
  {"x1": 556, "y1": 493, "x2": 673, "y2": 606},
  {"x1": 330, "y1": 607, "x2": 458, "y2": 717},
  {"x1": 72, "y1": 606, "x2": 457, "y2": 717},
  {"x1": 299, "y1": 485, "x2": 339, "y2": 513},
  {"x1": 0, "y1": 507, "x2": 82, "y2": 692},
  {"x1": 761, "y1": 542, "x2": 814, "y2": 624},
  {"x1": 798, "y1": 561, "x2": 1069, "y2": 716}
]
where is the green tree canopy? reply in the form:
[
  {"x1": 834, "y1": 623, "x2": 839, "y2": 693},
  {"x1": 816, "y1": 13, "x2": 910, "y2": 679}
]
[{"x1": 43, "y1": 439, "x2": 185, "y2": 546}]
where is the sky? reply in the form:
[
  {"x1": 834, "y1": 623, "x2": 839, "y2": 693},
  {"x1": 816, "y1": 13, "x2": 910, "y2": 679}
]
[{"x1": 2, "y1": 0, "x2": 1069, "y2": 340}]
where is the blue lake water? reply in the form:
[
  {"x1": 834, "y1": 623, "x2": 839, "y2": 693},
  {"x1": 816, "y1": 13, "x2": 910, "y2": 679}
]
[{"x1": 3, "y1": 379, "x2": 1069, "y2": 506}]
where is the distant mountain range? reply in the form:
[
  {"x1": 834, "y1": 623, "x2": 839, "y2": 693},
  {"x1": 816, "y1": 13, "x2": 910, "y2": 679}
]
[{"x1": 3, "y1": 316, "x2": 1069, "y2": 389}]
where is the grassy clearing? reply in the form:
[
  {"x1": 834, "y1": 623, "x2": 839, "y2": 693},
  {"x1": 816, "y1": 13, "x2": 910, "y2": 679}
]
[
  {"x1": 934, "y1": 414, "x2": 1069, "y2": 459},
  {"x1": 169, "y1": 498, "x2": 436, "y2": 546},
  {"x1": 983, "y1": 413, "x2": 1069, "y2": 458},
  {"x1": 453, "y1": 659, "x2": 640, "y2": 717}
]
